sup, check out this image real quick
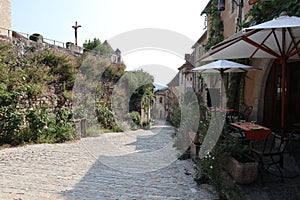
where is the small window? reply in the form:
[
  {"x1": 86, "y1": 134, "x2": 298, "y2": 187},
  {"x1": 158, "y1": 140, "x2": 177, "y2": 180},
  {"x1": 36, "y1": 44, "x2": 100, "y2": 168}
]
[{"x1": 159, "y1": 97, "x2": 163, "y2": 104}]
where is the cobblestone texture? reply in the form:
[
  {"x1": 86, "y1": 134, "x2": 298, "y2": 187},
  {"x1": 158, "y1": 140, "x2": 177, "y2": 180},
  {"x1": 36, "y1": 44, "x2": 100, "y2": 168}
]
[{"x1": 0, "y1": 120, "x2": 217, "y2": 200}]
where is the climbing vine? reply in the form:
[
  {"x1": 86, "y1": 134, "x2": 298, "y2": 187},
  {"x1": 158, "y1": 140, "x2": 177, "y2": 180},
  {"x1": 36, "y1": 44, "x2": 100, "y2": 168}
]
[
  {"x1": 241, "y1": 0, "x2": 300, "y2": 29},
  {"x1": 203, "y1": 0, "x2": 224, "y2": 51}
]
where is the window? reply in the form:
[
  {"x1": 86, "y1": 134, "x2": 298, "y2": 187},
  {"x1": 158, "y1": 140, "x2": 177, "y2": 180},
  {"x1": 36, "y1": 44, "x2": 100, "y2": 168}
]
[{"x1": 159, "y1": 97, "x2": 163, "y2": 104}]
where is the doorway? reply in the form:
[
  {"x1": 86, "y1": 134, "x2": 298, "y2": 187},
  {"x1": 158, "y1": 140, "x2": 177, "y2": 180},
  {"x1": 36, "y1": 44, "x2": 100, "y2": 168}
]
[{"x1": 263, "y1": 61, "x2": 300, "y2": 131}]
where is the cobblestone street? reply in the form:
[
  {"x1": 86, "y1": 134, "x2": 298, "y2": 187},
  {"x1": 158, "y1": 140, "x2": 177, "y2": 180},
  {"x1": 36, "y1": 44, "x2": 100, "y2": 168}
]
[{"x1": 0, "y1": 120, "x2": 217, "y2": 200}]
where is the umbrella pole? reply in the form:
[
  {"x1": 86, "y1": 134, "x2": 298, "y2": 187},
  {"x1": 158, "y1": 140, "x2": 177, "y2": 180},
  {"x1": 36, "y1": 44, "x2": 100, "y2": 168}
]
[
  {"x1": 281, "y1": 58, "x2": 286, "y2": 143},
  {"x1": 220, "y1": 69, "x2": 224, "y2": 109},
  {"x1": 281, "y1": 28, "x2": 286, "y2": 143}
]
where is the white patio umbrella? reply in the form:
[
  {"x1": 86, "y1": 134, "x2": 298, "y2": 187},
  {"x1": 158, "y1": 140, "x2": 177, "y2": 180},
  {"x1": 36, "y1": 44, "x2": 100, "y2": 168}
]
[
  {"x1": 192, "y1": 59, "x2": 258, "y2": 108},
  {"x1": 192, "y1": 59, "x2": 256, "y2": 78},
  {"x1": 198, "y1": 13, "x2": 300, "y2": 139}
]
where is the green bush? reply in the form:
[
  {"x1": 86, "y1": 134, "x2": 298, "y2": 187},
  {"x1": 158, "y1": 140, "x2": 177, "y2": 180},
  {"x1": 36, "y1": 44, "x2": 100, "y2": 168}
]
[
  {"x1": 127, "y1": 111, "x2": 141, "y2": 128},
  {"x1": 170, "y1": 107, "x2": 181, "y2": 127},
  {"x1": 96, "y1": 104, "x2": 116, "y2": 129},
  {"x1": 112, "y1": 124, "x2": 124, "y2": 132},
  {"x1": 0, "y1": 42, "x2": 78, "y2": 145},
  {"x1": 53, "y1": 108, "x2": 77, "y2": 143}
]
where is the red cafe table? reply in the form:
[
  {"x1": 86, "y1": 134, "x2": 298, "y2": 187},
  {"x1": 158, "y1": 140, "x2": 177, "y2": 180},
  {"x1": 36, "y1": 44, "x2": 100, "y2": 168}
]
[{"x1": 229, "y1": 122, "x2": 271, "y2": 141}]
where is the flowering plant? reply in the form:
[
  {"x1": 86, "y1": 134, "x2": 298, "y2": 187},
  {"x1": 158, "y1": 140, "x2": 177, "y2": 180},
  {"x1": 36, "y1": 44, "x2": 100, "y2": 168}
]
[{"x1": 199, "y1": 151, "x2": 223, "y2": 196}]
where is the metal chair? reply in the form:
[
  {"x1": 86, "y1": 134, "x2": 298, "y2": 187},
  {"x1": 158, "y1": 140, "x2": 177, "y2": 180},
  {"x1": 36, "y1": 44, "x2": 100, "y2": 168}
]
[
  {"x1": 239, "y1": 102, "x2": 253, "y2": 121},
  {"x1": 225, "y1": 111, "x2": 245, "y2": 124},
  {"x1": 250, "y1": 132, "x2": 289, "y2": 182}
]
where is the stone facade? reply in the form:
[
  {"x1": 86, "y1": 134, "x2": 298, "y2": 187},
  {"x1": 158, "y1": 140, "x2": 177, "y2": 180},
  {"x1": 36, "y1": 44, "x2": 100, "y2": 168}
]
[
  {"x1": 0, "y1": 0, "x2": 12, "y2": 37},
  {"x1": 153, "y1": 89, "x2": 168, "y2": 119}
]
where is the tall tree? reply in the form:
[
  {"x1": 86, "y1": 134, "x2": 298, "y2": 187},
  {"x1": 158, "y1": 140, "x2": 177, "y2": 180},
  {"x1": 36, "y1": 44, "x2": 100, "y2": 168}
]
[{"x1": 83, "y1": 38, "x2": 110, "y2": 56}]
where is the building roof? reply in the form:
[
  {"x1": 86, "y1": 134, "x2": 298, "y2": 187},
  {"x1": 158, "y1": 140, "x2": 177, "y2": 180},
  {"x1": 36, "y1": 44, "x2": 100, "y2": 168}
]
[
  {"x1": 115, "y1": 48, "x2": 121, "y2": 55},
  {"x1": 178, "y1": 61, "x2": 194, "y2": 71},
  {"x1": 154, "y1": 88, "x2": 168, "y2": 95},
  {"x1": 167, "y1": 72, "x2": 179, "y2": 87},
  {"x1": 103, "y1": 40, "x2": 115, "y2": 54}
]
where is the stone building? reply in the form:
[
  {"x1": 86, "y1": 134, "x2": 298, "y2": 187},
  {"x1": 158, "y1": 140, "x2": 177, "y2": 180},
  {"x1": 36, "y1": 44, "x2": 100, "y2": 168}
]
[
  {"x1": 153, "y1": 88, "x2": 168, "y2": 119},
  {"x1": 197, "y1": 0, "x2": 300, "y2": 130},
  {"x1": 103, "y1": 40, "x2": 122, "y2": 63},
  {"x1": 0, "y1": 0, "x2": 12, "y2": 37}
]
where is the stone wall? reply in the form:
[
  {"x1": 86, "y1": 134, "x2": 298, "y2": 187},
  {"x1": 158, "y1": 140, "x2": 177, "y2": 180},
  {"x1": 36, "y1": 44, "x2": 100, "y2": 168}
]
[
  {"x1": 0, "y1": 38, "x2": 76, "y2": 115},
  {"x1": 0, "y1": 0, "x2": 12, "y2": 37}
]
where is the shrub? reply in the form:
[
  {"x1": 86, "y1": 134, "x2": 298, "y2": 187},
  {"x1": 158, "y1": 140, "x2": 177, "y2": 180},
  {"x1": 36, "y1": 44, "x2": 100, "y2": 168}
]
[
  {"x1": 0, "y1": 43, "x2": 78, "y2": 145},
  {"x1": 112, "y1": 124, "x2": 124, "y2": 132},
  {"x1": 170, "y1": 107, "x2": 181, "y2": 127},
  {"x1": 129, "y1": 111, "x2": 142, "y2": 125},
  {"x1": 96, "y1": 104, "x2": 116, "y2": 129}
]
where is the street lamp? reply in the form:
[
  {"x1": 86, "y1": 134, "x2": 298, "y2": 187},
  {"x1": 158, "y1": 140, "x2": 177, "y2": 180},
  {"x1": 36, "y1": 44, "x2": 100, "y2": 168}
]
[{"x1": 218, "y1": 0, "x2": 225, "y2": 11}]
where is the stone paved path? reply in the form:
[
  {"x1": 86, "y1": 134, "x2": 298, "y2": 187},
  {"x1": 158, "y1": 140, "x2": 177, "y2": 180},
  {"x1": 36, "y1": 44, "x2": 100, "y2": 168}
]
[{"x1": 0, "y1": 120, "x2": 217, "y2": 200}]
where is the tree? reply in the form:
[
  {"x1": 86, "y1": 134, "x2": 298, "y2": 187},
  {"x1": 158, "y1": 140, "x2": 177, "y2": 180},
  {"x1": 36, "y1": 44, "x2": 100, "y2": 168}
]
[
  {"x1": 83, "y1": 38, "x2": 110, "y2": 56},
  {"x1": 242, "y1": 0, "x2": 300, "y2": 28},
  {"x1": 141, "y1": 87, "x2": 155, "y2": 122}
]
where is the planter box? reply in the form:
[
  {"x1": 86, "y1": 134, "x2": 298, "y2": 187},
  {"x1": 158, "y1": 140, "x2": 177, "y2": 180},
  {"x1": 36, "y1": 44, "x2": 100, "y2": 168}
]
[{"x1": 222, "y1": 156, "x2": 258, "y2": 184}]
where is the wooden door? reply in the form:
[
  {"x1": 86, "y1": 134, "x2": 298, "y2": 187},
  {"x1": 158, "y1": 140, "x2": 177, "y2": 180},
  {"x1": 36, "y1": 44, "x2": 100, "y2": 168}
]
[{"x1": 263, "y1": 61, "x2": 300, "y2": 131}]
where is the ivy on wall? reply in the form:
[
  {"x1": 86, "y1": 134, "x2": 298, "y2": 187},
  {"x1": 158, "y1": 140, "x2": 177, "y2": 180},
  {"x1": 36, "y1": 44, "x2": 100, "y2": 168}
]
[
  {"x1": 241, "y1": 0, "x2": 300, "y2": 28},
  {"x1": 203, "y1": 0, "x2": 224, "y2": 51}
]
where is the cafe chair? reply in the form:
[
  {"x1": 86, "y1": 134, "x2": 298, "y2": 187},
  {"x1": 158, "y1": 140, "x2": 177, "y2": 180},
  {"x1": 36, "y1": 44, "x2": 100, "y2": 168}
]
[
  {"x1": 225, "y1": 111, "x2": 245, "y2": 123},
  {"x1": 239, "y1": 103, "x2": 253, "y2": 121},
  {"x1": 250, "y1": 132, "x2": 289, "y2": 183}
]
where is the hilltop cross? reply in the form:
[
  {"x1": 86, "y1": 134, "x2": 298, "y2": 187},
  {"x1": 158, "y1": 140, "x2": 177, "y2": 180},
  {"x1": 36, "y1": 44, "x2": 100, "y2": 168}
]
[{"x1": 72, "y1": 21, "x2": 81, "y2": 45}]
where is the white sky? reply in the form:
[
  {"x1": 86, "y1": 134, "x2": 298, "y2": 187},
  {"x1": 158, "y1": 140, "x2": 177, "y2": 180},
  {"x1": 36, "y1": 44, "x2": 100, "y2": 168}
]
[{"x1": 12, "y1": 0, "x2": 209, "y2": 84}]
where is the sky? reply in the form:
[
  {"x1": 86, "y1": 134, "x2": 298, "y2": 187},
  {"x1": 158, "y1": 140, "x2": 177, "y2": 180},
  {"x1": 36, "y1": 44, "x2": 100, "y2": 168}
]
[{"x1": 12, "y1": 0, "x2": 209, "y2": 84}]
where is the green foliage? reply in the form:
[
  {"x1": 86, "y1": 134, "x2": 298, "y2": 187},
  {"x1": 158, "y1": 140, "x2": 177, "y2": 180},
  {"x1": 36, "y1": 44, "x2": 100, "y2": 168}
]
[
  {"x1": 102, "y1": 63, "x2": 126, "y2": 83},
  {"x1": 95, "y1": 64, "x2": 126, "y2": 130},
  {"x1": 0, "y1": 99, "x2": 24, "y2": 144},
  {"x1": 226, "y1": 72, "x2": 245, "y2": 110},
  {"x1": 198, "y1": 104, "x2": 210, "y2": 144},
  {"x1": 0, "y1": 42, "x2": 78, "y2": 145},
  {"x1": 203, "y1": 0, "x2": 224, "y2": 51},
  {"x1": 127, "y1": 70, "x2": 154, "y2": 113},
  {"x1": 127, "y1": 111, "x2": 141, "y2": 128},
  {"x1": 242, "y1": 0, "x2": 300, "y2": 28},
  {"x1": 199, "y1": 150, "x2": 228, "y2": 199},
  {"x1": 199, "y1": 135, "x2": 250, "y2": 198},
  {"x1": 141, "y1": 87, "x2": 155, "y2": 107},
  {"x1": 170, "y1": 106, "x2": 181, "y2": 127},
  {"x1": 39, "y1": 50, "x2": 77, "y2": 90},
  {"x1": 112, "y1": 124, "x2": 124, "y2": 132},
  {"x1": 96, "y1": 104, "x2": 116, "y2": 129},
  {"x1": 83, "y1": 38, "x2": 101, "y2": 50},
  {"x1": 83, "y1": 38, "x2": 110, "y2": 56}
]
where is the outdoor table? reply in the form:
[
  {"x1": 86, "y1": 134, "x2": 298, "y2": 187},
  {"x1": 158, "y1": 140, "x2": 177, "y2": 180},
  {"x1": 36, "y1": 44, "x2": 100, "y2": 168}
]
[{"x1": 229, "y1": 122, "x2": 271, "y2": 141}]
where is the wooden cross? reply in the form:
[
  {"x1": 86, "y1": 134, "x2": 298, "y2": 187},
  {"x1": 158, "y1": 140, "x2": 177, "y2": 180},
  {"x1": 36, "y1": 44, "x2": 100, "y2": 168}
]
[{"x1": 72, "y1": 21, "x2": 81, "y2": 45}]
